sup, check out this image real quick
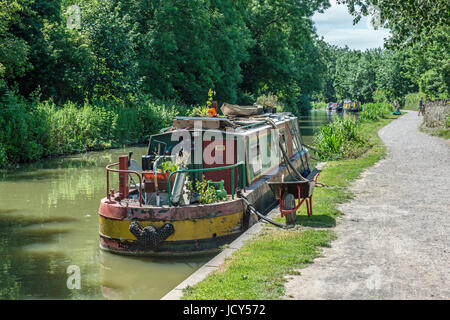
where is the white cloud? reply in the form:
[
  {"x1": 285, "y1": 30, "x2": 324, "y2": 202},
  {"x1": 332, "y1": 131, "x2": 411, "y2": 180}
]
[{"x1": 312, "y1": 0, "x2": 391, "y2": 50}]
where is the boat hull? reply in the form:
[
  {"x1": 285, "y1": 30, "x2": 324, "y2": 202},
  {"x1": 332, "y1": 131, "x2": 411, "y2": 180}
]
[
  {"x1": 98, "y1": 197, "x2": 245, "y2": 256},
  {"x1": 99, "y1": 233, "x2": 241, "y2": 257},
  {"x1": 98, "y1": 147, "x2": 309, "y2": 256}
]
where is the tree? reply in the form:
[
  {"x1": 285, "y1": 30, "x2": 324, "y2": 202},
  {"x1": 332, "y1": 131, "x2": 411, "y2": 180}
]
[
  {"x1": 376, "y1": 50, "x2": 415, "y2": 102},
  {"x1": 80, "y1": 0, "x2": 139, "y2": 100},
  {"x1": 239, "y1": 0, "x2": 330, "y2": 112},
  {"x1": 0, "y1": 1, "x2": 30, "y2": 92},
  {"x1": 337, "y1": 0, "x2": 449, "y2": 47},
  {"x1": 1, "y1": 0, "x2": 94, "y2": 102},
  {"x1": 405, "y1": 26, "x2": 449, "y2": 97}
]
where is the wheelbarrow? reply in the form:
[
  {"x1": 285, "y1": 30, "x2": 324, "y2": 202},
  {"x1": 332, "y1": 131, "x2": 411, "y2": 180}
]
[{"x1": 267, "y1": 170, "x2": 320, "y2": 224}]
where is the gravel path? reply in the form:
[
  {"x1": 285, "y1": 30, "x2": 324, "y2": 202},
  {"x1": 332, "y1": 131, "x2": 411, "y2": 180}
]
[{"x1": 285, "y1": 111, "x2": 450, "y2": 299}]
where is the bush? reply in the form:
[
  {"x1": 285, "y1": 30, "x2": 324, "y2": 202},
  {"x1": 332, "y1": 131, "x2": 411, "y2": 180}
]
[
  {"x1": 359, "y1": 103, "x2": 393, "y2": 122},
  {"x1": 0, "y1": 92, "x2": 182, "y2": 167},
  {"x1": 372, "y1": 89, "x2": 388, "y2": 103},
  {"x1": 313, "y1": 102, "x2": 394, "y2": 160},
  {"x1": 137, "y1": 100, "x2": 180, "y2": 139},
  {"x1": 0, "y1": 93, "x2": 44, "y2": 163},
  {"x1": 314, "y1": 117, "x2": 364, "y2": 159}
]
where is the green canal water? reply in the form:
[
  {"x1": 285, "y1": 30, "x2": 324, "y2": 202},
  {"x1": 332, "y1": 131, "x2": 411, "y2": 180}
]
[{"x1": 0, "y1": 109, "x2": 332, "y2": 300}]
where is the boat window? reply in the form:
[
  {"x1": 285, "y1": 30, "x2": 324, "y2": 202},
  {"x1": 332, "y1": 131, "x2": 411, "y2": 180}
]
[
  {"x1": 279, "y1": 128, "x2": 287, "y2": 156},
  {"x1": 250, "y1": 137, "x2": 262, "y2": 175}
]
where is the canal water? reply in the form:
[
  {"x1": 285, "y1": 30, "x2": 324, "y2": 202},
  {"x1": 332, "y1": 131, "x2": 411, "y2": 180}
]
[{"x1": 0, "y1": 109, "x2": 331, "y2": 300}]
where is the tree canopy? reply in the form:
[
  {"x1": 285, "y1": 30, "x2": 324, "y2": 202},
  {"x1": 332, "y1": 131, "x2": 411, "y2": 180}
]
[{"x1": 0, "y1": 0, "x2": 333, "y2": 109}]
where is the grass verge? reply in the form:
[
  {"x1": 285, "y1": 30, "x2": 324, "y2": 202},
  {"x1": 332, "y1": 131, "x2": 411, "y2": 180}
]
[
  {"x1": 181, "y1": 115, "x2": 397, "y2": 300},
  {"x1": 419, "y1": 122, "x2": 450, "y2": 140}
]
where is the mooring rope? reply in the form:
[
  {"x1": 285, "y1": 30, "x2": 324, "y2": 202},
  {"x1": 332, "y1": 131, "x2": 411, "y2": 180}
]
[{"x1": 238, "y1": 192, "x2": 294, "y2": 229}]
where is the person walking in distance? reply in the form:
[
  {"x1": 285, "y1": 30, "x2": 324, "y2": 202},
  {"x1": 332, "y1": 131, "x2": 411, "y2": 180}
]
[{"x1": 418, "y1": 97, "x2": 424, "y2": 116}]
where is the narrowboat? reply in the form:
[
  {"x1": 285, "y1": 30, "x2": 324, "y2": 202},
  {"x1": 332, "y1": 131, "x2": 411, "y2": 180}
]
[
  {"x1": 98, "y1": 104, "x2": 317, "y2": 256},
  {"x1": 326, "y1": 102, "x2": 337, "y2": 111},
  {"x1": 343, "y1": 100, "x2": 361, "y2": 112}
]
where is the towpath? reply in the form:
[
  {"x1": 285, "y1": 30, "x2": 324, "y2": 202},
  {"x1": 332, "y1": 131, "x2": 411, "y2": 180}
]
[{"x1": 285, "y1": 111, "x2": 450, "y2": 299}]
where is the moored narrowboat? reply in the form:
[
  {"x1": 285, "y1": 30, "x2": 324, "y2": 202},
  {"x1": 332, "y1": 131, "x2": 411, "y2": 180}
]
[
  {"x1": 343, "y1": 100, "x2": 361, "y2": 112},
  {"x1": 98, "y1": 104, "x2": 317, "y2": 256}
]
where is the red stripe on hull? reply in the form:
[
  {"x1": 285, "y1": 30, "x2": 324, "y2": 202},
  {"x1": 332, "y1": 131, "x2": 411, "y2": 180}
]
[{"x1": 99, "y1": 197, "x2": 244, "y2": 221}]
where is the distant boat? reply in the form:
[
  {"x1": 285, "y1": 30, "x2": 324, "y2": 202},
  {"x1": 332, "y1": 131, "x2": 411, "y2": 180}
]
[
  {"x1": 343, "y1": 100, "x2": 361, "y2": 112},
  {"x1": 326, "y1": 102, "x2": 338, "y2": 111}
]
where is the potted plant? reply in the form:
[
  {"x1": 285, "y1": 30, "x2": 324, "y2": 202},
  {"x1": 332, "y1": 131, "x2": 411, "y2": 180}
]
[{"x1": 143, "y1": 160, "x2": 178, "y2": 193}]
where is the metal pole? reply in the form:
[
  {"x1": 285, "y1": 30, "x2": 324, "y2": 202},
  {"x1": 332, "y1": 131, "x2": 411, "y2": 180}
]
[{"x1": 119, "y1": 155, "x2": 129, "y2": 198}]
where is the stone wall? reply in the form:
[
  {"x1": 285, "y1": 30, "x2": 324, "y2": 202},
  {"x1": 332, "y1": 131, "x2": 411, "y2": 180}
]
[{"x1": 424, "y1": 99, "x2": 450, "y2": 128}]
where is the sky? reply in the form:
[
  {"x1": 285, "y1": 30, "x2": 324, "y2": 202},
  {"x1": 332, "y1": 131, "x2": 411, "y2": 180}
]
[{"x1": 312, "y1": 0, "x2": 391, "y2": 51}]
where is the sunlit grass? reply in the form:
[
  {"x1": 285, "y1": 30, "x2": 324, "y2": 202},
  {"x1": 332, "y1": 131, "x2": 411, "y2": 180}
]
[{"x1": 182, "y1": 229, "x2": 335, "y2": 300}]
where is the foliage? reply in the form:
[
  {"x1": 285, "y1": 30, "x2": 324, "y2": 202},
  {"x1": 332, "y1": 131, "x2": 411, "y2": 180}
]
[
  {"x1": 314, "y1": 34, "x2": 448, "y2": 104},
  {"x1": 255, "y1": 93, "x2": 278, "y2": 108},
  {"x1": 0, "y1": 93, "x2": 180, "y2": 167},
  {"x1": 372, "y1": 89, "x2": 387, "y2": 103},
  {"x1": 80, "y1": 0, "x2": 139, "y2": 100},
  {"x1": 314, "y1": 117, "x2": 365, "y2": 160},
  {"x1": 1, "y1": 0, "x2": 448, "y2": 166},
  {"x1": 338, "y1": 0, "x2": 449, "y2": 48},
  {"x1": 188, "y1": 89, "x2": 217, "y2": 117},
  {"x1": 255, "y1": 93, "x2": 284, "y2": 112},
  {"x1": 188, "y1": 89, "x2": 220, "y2": 117},
  {"x1": 160, "y1": 160, "x2": 178, "y2": 173},
  {"x1": 239, "y1": 0, "x2": 329, "y2": 113},
  {"x1": 314, "y1": 45, "x2": 412, "y2": 104},
  {"x1": 186, "y1": 176, "x2": 219, "y2": 205},
  {"x1": 0, "y1": 144, "x2": 7, "y2": 167},
  {"x1": 419, "y1": 69, "x2": 448, "y2": 99},
  {"x1": 313, "y1": 102, "x2": 393, "y2": 160},
  {"x1": 375, "y1": 50, "x2": 416, "y2": 103},
  {"x1": 311, "y1": 101, "x2": 327, "y2": 110},
  {"x1": 359, "y1": 102, "x2": 393, "y2": 122},
  {"x1": 188, "y1": 105, "x2": 210, "y2": 118}
]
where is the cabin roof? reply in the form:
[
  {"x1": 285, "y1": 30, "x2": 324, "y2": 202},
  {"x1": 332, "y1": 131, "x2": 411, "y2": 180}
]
[{"x1": 173, "y1": 113, "x2": 296, "y2": 134}]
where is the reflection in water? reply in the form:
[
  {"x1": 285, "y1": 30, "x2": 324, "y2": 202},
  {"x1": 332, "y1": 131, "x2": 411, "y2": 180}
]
[
  {"x1": 298, "y1": 109, "x2": 331, "y2": 146},
  {"x1": 0, "y1": 112, "x2": 332, "y2": 300},
  {"x1": 99, "y1": 251, "x2": 207, "y2": 300}
]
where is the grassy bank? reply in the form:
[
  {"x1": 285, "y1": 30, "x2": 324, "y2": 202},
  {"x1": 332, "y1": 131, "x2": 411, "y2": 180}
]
[
  {"x1": 419, "y1": 120, "x2": 450, "y2": 139},
  {"x1": 313, "y1": 103, "x2": 394, "y2": 160},
  {"x1": 181, "y1": 110, "x2": 397, "y2": 300},
  {"x1": 0, "y1": 93, "x2": 183, "y2": 168}
]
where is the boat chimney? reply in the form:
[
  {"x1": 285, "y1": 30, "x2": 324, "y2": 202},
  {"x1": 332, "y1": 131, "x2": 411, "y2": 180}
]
[{"x1": 119, "y1": 155, "x2": 129, "y2": 198}]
